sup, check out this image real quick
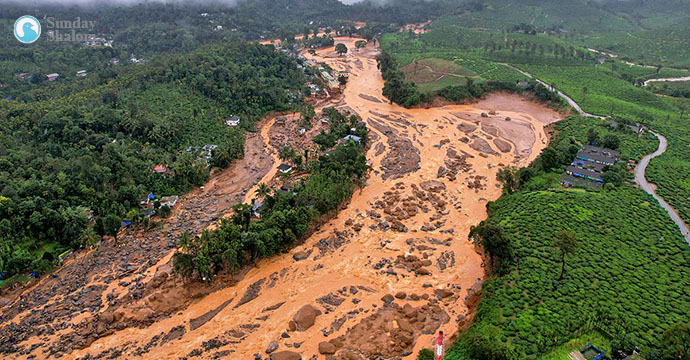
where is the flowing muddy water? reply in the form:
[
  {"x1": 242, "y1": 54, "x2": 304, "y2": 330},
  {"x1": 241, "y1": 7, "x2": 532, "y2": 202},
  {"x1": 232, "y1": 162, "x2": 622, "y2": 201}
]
[{"x1": 3, "y1": 39, "x2": 561, "y2": 360}]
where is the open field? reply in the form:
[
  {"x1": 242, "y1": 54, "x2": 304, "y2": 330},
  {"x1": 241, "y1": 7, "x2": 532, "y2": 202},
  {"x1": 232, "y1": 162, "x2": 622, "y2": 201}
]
[{"x1": 400, "y1": 57, "x2": 477, "y2": 91}]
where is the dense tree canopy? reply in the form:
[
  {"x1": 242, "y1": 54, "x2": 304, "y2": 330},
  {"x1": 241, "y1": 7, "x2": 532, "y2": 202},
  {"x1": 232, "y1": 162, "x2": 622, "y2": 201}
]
[{"x1": 0, "y1": 40, "x2": 307, "y2": 278}]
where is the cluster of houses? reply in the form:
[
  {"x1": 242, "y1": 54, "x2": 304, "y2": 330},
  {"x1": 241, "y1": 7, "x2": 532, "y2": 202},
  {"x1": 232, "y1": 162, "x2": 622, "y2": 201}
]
[
  {"x1": 138, "y1": 192, "x2": 179, "y2": 219},
  {"x1": 560, "y1": 145, "x2": 619, "y2": 188},
  {"x1": 15, "y1": 70, "x2": 87, "y2": 82},
  {"x1": 317, "y1": 66, "x2": 339, "y2": 89},
  {"x1": 181, "y1": 144, "x2": 218, "y2": 166},
  {"x1": 81, "y1": 37, "x2": 112, "y2": 47}
]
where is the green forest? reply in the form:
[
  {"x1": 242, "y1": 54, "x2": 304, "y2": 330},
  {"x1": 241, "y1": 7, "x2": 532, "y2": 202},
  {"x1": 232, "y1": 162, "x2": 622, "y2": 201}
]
[{"x1": 0, "y1": 40, "x2": 307, "y2": 279}]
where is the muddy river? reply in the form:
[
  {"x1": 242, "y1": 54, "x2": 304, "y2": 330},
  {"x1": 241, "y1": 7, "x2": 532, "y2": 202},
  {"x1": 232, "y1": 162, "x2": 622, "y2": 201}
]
[{"x1": 1, "y1": 38, "x2": 561, "y2": 360}]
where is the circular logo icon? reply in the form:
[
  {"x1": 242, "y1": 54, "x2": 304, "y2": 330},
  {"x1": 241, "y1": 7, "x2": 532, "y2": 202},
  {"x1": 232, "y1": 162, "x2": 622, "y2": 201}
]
[{"x1": 14, "y1": 15, "x2": 41, "y2": 44}]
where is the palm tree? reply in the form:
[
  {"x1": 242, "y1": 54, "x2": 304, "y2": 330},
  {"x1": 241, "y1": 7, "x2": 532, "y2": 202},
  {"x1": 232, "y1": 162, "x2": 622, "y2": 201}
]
[
  {"x1": 231, "y1": 203, "x2": 252, "y2": 231},
  {"x1": 255, "y1": 183, "x2": 270, "y2": 198},
  {"x1": 552, "y1": 230, "x2": 578, "y2": 281},
  {"x1": 279, "y1": 146, "x2": 295, "y2": 164}
]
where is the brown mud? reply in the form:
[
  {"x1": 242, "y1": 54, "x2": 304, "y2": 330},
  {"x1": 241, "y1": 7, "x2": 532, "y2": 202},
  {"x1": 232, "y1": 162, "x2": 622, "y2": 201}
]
[{"x1": 0, "y1": 38, "x2": 561, "y2": 360}]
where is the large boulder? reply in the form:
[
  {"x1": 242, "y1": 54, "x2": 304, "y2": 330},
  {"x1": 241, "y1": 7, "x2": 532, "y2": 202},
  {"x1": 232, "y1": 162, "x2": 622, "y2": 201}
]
[
  {"x1": 434, "y1": 288, "x2": 453, "y2": 299},
  {"x1": 291, "y1": 305, "x2": 319, "y2": 331},
  {"x1": 271, "y1": 351, "x2": 301, "y2": 360},
  {"x1": 318, "y1": 341, "x2": 336, "y2": 354},
  {"x1": 266, "y1": 341, "x2": 279, "y2": 354},
  {"x1": 403, "y1": 304, "x2": 417, "y2": 319},
  {"x1": 292, "y1": 251, "x2": 309, "y2": 261}
]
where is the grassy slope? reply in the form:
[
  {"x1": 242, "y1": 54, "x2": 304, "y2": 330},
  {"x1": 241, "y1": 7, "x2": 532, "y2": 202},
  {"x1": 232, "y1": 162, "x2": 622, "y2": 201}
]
[
  {"x1": 430, "y1": 0, "x2": 638, "y2": 34},
  {"x1": 582, "y1": 26, "x2": 690, "y2": 69}
]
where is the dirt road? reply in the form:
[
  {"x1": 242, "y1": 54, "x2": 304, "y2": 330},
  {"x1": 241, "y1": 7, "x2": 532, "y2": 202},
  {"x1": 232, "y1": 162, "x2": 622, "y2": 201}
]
[{"x1": 1, "y1": 39, "x2": 562, "y2": 360}]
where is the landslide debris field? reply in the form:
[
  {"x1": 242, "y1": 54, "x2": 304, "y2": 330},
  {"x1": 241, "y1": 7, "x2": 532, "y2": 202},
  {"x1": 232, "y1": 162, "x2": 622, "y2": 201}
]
[{"x1": 0, "y1": 38, "x2": 561, "y2": 360}]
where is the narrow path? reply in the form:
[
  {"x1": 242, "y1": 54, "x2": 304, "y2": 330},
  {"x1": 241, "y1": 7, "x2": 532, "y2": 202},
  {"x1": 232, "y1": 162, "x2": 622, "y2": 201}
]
[
  {"x1": 643, "y1": 76, "x2": 690, "y2": 87},
  {"x1": 501, "y1": 63, "x2": 604, "y2": 118},
  {"x1": 504, "y1": 63, "x2": 690, "y2": 243},
  {"x1": 634, "y1": 132, "x2": 690, "y2": 244}
]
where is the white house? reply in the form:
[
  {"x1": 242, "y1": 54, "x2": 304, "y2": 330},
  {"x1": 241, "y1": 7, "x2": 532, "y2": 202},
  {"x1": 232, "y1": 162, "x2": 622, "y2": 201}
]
[
  {"x1": 225, "y1": 116, "x2": 241, "y2": 127},
  {"x1": 277, "y1": 164, "x2": 293, "y2": 174},
  {"x1": 159, "y1": 196, "x2": 179, "y2": 208}
]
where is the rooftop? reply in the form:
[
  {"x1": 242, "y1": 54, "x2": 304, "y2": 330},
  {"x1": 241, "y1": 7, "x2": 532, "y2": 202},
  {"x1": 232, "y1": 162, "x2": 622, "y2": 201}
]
[
  {"x1": 577, "y1": 145, "x2": 619, "y2": 164},
  {"x1": 560, "y1": 174, "x2": 602, "y2": 189},
  {"x1": 277, "y1": 164, "x2": 293, "y2": 172},
  {"x1": 571, "y1": 159, "x2": 607, "y2": 172},
  {"x1": 566, "y1": 165, "x2": 603, "y2": 182},
  {"x1": 342, "y1": 134, "x2": 362, "y2": 143}
]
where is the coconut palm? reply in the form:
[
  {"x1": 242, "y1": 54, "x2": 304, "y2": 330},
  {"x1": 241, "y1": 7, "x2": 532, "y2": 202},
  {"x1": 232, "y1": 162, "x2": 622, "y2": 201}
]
[{"x1": 256, "y1": 183, "x2": 270, "y2": 198}]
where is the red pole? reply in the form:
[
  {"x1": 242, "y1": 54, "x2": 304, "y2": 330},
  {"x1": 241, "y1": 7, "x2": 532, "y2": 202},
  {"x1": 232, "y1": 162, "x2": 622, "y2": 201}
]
[{"x1": 436, "y1": 331, "x2": 444, "y2": 360}]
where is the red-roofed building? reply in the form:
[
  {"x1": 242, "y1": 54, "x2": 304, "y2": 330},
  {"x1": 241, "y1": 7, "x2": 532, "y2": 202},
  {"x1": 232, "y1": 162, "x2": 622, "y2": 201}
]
[{"x1": 153, "y1": 165, "x2": 170, "y2": 174}]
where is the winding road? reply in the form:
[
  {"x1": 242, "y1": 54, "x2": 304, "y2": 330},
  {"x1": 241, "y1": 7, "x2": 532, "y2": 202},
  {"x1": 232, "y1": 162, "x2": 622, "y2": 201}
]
[
  {"x1": 504, "y1": 63, "x2": 690, "y2": 244},
  {"x1": 634, "y1": 133, "x2": 690, "y2": 244},
  {"x1": 501, "y1": 63, "x2": 605, "y2": 118}
]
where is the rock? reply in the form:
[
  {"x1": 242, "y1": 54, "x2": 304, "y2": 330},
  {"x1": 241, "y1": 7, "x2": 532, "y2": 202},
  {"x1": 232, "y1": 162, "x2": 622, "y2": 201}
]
[
  {"x1": 416, "y1": 268, "x2": 431, "y2": 276},
  {"x1": 292, "y1": 305, "x2": 318, "y2": 331},
  {"x1": 292, "y1": 251, "x2": 309, "y2": 261},
  {"x1": 403, "y1": 304, "x2": 417, "y2": 318},
  {"x1": 420, "y1": 180, "x2": 446, "y2": 193},
  {"x1": 394, "y1": 292, "x2": 407, "y2": 300},
  {"x1": 318, "y1": 341, "x2": 336, "y2": 354},
  {"x1": 381, "y1": 294, "x2": 394, "y2": 304},
  {"x1": 493, "y1": 138, "x2": 511, "y2": 153},
  {"x1": 271, "y1": 351, "x2": 302, "y2": 360},
  {"x1": 434, "y1": 289, "x2": 453, "y2": 299},
  {"x1": 266, "y1": 341, "x2": 279, "y2": 354},
  {"x1": 397, "y1": 318, "x2": 414, "y2": 333},
  {"x1": 480, "y1": 112, "x2": 488, "y2": 117},
  {"x1": 99, "y1": 312, "x2": 114, "y2": 325},
  {"x1": 149, "y1": 271, "x2": 168, "y2": 288}
]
